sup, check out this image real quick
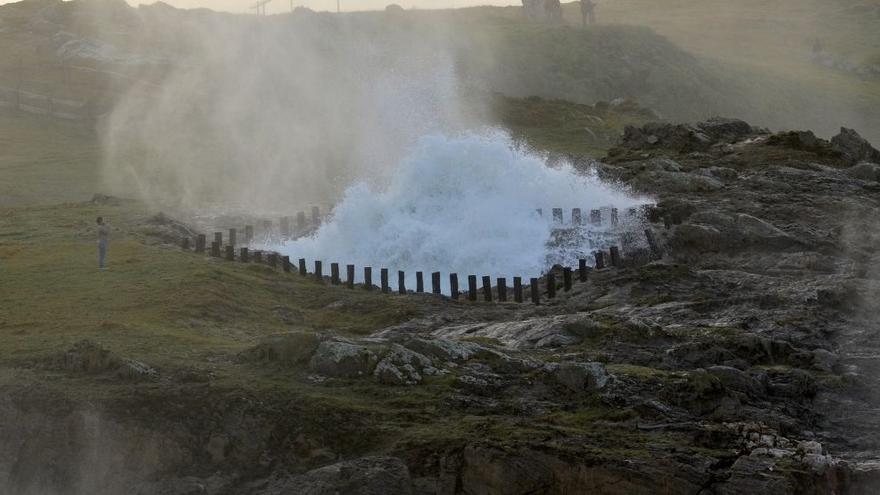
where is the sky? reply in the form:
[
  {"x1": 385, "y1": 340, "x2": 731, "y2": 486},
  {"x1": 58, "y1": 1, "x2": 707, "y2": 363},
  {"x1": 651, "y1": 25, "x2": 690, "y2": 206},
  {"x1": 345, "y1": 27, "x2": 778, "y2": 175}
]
[{"x1": 0, "y1": 0, "x2": 523, "y2": 14}]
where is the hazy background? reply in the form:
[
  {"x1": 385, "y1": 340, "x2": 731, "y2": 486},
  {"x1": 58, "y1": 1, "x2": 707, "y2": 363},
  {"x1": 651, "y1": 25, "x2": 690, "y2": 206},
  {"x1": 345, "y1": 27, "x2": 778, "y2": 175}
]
[{"x1": 0, "y1": 0, "x2": 523, "y2": 13}]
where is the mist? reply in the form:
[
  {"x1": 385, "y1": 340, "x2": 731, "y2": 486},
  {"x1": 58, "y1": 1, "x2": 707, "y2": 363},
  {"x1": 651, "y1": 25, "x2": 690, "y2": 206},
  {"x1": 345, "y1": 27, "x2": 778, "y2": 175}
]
[{"x1": 99, "y1": 9, "x2": 481, "y2": 213}]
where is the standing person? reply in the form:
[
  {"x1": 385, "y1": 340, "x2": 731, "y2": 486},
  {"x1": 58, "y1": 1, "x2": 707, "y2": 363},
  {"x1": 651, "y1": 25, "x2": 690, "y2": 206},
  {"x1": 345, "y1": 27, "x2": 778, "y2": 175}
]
[
  {"x1": 580, "y1": 0, "x2": 595, "y2": 26},
  {"x1": 96, "y1": 216, "x2": 109, "y2": 270}
]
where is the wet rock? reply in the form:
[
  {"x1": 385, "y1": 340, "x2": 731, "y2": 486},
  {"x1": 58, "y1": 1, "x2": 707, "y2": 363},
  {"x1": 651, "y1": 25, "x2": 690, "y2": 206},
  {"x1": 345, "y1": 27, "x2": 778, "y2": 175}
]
[
  {"x1": 696, "y1": 117, "x2": 755, "y2": 142},
  {"x1": 258, "y1": 456, "x2": 412, "y2": 495},
  {"x1": 831, "y1": 127, "x2": 880, "y2": 164},
  {"x1": 402, "y1": 337, "x2": 487, "y2": 362},
  {"x1": 711, "y1": 455, "x2": 795, "y2": 494},
  {"x1": 810, "y1": 349, "x2": 838, "y2": 373},
  {"x1": 700, "y1": 166, "x2": 739, "y2": 181},
  {"x1": 431, "y1": 315, "x2": 590, "y2": 349},
  {"x1": 632, "y1": 170, "x2": 724, "y2": 193},
  {"x1": 706, "y1": 366, "x2": 765, "y2": 398},
  {"x1": 308, "y1": 340, "x2": 378, "y2": 378},
  {"x1": 49, "y1": 340, "x2": 158, "y2": 381},
  {"x1": 238, "y1": 331, "x2": 321, "y2": 366},
  {"x1": 847, "y1": 161, "x2": 880, "y2": 182},
  {"x1": 547, "y1": 362, "x2": 609, "y2": 392},
  {"x1": 735, "y1": 214, "x2": 796, "y2": 246},
  {"x1": 374, "y1": 344, "x2": 436, "y2": 386}
]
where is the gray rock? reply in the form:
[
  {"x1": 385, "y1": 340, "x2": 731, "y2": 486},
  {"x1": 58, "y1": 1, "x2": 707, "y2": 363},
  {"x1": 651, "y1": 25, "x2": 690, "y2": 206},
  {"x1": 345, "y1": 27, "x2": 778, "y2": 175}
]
[
  {"x1": 403, "y1": 337, "x2": 487, "y2": 362},
  {"x1": 734, "y1": 214, "x2": 795, "y2": 246},
  {"x1": 811, "y1": 349, "x2": 838, "y2": 373},
  {"x1": 831, "y1": 127, "x2": 880, "y2": 164},
  {"x1": 847, "y1": 161, "x2": 880, "y2": 182},
  {"x1": 373, "y1": 344, "x2": 434, "y2": 386},
  {"x1": 238, "y1": 331, "x2": 322, "y2": 365},
  {"x1": 308, "y1": 341, "x2": 378, "y2": 378},
  {"x1": 706, "y1": 366, "x2": 764, "y2": 397},
  {"x1": 547, "y1": 362, "x2": 609, "y2": 392},
  {"x1": 700, "y1": 166, "x2": 738, "y2": 181},
  {"x1": 259, "y1": 456, "x2": 412, "y2": 495},
  {"x1": 632, "y1": 170, "x2": 724, "y2": 193},
  {"x1": 431, "y1": 315, "x2": 589, "y2": 349}
]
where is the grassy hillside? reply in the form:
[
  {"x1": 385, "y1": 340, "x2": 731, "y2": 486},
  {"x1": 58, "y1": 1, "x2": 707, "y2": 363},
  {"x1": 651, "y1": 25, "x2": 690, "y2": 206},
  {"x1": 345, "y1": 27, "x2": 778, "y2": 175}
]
[{"x1": 0, "y1": 112, "x2": 99, "y2": 207}]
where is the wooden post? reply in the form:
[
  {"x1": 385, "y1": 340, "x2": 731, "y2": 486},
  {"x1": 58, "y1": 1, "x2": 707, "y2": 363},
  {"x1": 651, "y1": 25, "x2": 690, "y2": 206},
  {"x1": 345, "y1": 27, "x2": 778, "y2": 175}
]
[
  {"x1": 364, "y1": 267, "x2": 373, "y2": 290},
  {"x1": 482, "y1": 276, "x2": 492, "y2": 302},
  {"x1": 214, "y1": 232, "x2": 223, "y2": 247},
  {"x1": 311, "y1": 206, "x2": 320, "y2": 227},
  {"x1": 268, "y1": 253, "x2": 277, "y2": 268},
  {"x1": 450, "y1": 273, "x2": 459, "y2": 300},
  {"x1": 468, "y1": 275, "x2": 477, "y2": 301},
  {"x1": 416, "y1": 272, "x2": 424, "y2": 293},
  {"x1": 530, "y1": 278, "x2": 540, "y2": 305},
  {"x1": 547, "y1": 273, "x2": 556, "y2": 298},
  {"x1": 298, "y1": 258, "x2": 307, "y2": 275},
  {"x1": 347, "y1": 264, "x2": 355, "y2": 289},
  {"x1": 196, "y1": 234, "x2": 206, "y2": 253},
  {"x1": 552, "y1": 208, "x2": 563, "y2": 224},
  {"x1": 595, "y1": 251, "x2": 606, "y2": 270},
  {"x1": 513, "y1": 277, "x2": 523, "y2": 303},
  {"x1": 297, "y1": 212, "x2": 306, "y2": 231},
  {"x1": 240, "y1": 247, "x2": 249, "y2": 262},
  {"x1": 280, "y1": 217, "x2": 290, "y2": 238},
  {"x1": 398, "y1": 270, "x2": 406, "y2": 294},
  {"x1": 497, "y1": 278, "x2": 507, "y2": 302},
  {"x1": 572, "y1": 208, "x2": 582, "y2": 226},
  {"x1": 563, "y1": 268, "x2": 572, "y2": 291},
  {"x1": 211, "y1": 241, "x2": 220, "y2": 257},
  {"x1": 181, "y1": 237, "x2": 190, "y2": 250},
  {"x1": 579, "y1": 259, "x2": 588, "y2": 281},
  {"x1": 591, "y1": 209, "x2": 601, "y2": 226},
  {"x1": 611, "y1": 208, "x2": 619, "y2": 227},
  {"x1": 254, "y1": 251, "x2": 263, "y2": 264},
  {"x1": 314, "y1": 260, "x2": 323, "y2": 281},
  {"x1": 282, "y1": 256, "x2": 291, "y2": 272},
  {"x1": 224, "y1": 245, "x2": 233, "y2": 261},
  {"x1": 610, "y1": 246, "x2": 621, "y2": 267},
  {"x1": 228, "y1": 228, "x2": 237, "y2": 247},
  {"x1": 245, "y1": 225, "x2": 254, "y2": 244},
  {"x1": 331, "y1": 263, "x2": 340, "y2": 285},
  {"x1": 431, "y1": 272, "x2": 441, "y2": 295},
  {"x1": 381, "y1": 268, "x2": 389, "y2": 293},
  {"x1": 645, "y1": 229, "x2": 663, "y2": 260}
]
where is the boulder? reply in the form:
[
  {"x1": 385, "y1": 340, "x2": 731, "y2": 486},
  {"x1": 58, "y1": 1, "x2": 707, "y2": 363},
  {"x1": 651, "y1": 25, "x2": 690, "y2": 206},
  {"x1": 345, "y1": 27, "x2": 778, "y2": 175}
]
[
  {"x1": 238, "y1": 331, "x2": 321, "y2": 365},
  {"x1": 259, "y1": 456, "x2": 413, "y2": 495},
  {"x1": 431, "y1": 315, "x2": 590, "y2": 349},
  {"x1": 308, "y1": 340, "x2": 378, "y2": 378},
  {"x1": 696, "y1": 117, "x2": 755, "y2": 142},
  {"x1": 402, "y1": 337, "x2": 488, "y2": 362},
  {"x1": 831, "y1": 127, "x2": 880, "y2": 164},
  {"x1": 847, "y1": 161, "x2": 880, "y2": 182},
  {"x1": 547, "y1": 362, "x2": 609, "y2": 392},
  {"x1": 373, "y1": 344, "x2": 436, "y2": 386},
  {"x1": 631, "y1": 170, "x2": 724, "y2": 193}
]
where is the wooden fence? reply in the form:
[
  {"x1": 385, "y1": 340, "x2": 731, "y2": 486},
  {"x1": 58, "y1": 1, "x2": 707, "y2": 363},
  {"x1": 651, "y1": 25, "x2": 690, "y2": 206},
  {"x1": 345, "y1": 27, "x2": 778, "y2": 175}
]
[{"x1": 179, "y1": 204, "x2": 662, "y2": 305}]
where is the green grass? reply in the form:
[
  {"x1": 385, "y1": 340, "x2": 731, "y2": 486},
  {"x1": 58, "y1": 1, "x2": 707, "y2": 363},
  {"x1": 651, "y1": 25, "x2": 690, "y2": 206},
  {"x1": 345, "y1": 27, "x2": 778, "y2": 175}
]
[
  {"x1": 0, "y1": 198, "x2": 426, "y2": 370},
  {"x1": 0, "y1": 112, "x2": 100, "y2": 207}
]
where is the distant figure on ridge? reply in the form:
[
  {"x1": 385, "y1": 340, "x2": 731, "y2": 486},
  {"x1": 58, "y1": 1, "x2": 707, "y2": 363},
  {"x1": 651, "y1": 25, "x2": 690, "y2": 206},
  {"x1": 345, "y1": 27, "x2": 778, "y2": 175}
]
[
  {"x1": 580, "y1": 0, "x2": 596, "y2": 26},
  {"x1": 97, "y1": 216, "x2": 110, "y2": 270}
]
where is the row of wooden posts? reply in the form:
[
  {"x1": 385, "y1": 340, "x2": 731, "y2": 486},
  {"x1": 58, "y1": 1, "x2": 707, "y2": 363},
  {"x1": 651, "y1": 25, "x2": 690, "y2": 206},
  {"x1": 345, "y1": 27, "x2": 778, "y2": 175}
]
[
  {"x1": 180, "y1": 230, "x2": 662, "y2": 305},
  {"x1": 539, "y1": 207, "x2": 622, "y2": 226},
  {"x1": 227, "y1": 205, "x2": 648, "y2": 243}
]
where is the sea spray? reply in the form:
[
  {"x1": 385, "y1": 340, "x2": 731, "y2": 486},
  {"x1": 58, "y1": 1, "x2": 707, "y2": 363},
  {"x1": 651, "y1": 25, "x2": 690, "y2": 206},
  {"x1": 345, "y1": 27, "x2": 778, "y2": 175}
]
[{"x1": 270, "y1": 131, "x2": 648, "y2": 293}]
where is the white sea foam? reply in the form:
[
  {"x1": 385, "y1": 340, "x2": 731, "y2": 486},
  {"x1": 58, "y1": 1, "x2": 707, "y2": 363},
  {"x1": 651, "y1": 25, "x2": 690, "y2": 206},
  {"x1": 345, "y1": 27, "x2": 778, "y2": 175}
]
[{"x1": 271, "y1": 131, "x2": 648, "y2": 293}]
